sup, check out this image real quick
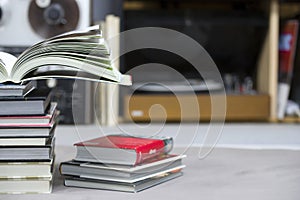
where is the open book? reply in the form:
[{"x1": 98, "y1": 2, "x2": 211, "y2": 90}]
[{"x1": 0, "y1": 25, "x2": 131, "y2": 85}]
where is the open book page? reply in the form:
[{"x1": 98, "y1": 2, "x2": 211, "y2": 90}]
[
  {"x1": 3, "y1": 25, "x2": 131, "y2": 85},
  {"x1": 0, "y1": 52, "x2": 17, "y2": 80},
  {"x1": 20, "y1": 69, "x2": 131, "y2": 85},
  {"x1": 16, "y1": 25, "x2": 102, "y2": 61},
  {"x1": 12, "y1": 56, "x2": 111, "y2": 80},
  {"x1": 44, "y1": 25, "x2": 102, "y2": 42},
  {"x1": 14, "y1": 41, "x2": 109, "y2": 76},
  {"x1": 14, "y1": 32, "x2": 108, "y2": 70}
]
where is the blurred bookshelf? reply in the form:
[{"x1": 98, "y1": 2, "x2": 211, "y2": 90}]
[
  {"x1": 121, "y1": 0, "x2": 300, "y2": 123},
  {"x1": 120, "y1": 0, "x2": 279, "y2": 122}
]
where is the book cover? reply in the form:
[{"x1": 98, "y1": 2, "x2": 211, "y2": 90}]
[
  {"x1": 0, "y1": 88, "x2": 52, "y2": 116},
  {"x1": 0, "y1": 136, "x2": 53, "y2": 146},
  {"x1": 0, "y1": 81, "x2": 35, "y2": 97},
  {"x1": 64, "y1": 171, "x2": 182, "y2": 193},
  {"x1": 290, "y1": 17, "x2": 300, "y2": 107},
  {"x1": 79, "y1": 165, "x2": 185, "y2": 183},
  {"x1": 62, "y1": 161, "x2": 184, "y2": 183},
  {"x1": 74, "y1": 135, "x2": 173, "y2": 165},
  {"x1": 81, "y1": 154, "x2": 186, "y2": 173},
  {"x1": 0, "y1": 137, "x2": 55, "y2": 161},
  {"x1": 278, "y1": 20, "x2": 299, "y2": 83},
  {"x1": 0, "y1": 125, "x2": 55, "y2": 137},
  {"x1": 0, "y1": 159, "x2": 53, "y2": 178},
  {"x1": 0, "y1": 102, "x2": 57, "y2": 125},
  {"x1": 0, "y1": 176, "x2": 53, "y2": 194},
  {"x1": 0, "y1": 114, "x2": 57, "y2": 128},
  {"x1": 278, "y1": 20, "x2": 299, "y2": 119},
  {"x1": 60, "y1": 154, "x2": 185, "y2": 179}
]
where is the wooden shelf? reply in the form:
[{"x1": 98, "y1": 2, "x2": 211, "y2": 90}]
[
  {"x1": 277, "y1": 117, "x2": 300, "y2": 123},
  {"x1": 121, "y1": 0, "x2": 298, "y2": 122},
  {"x1": 124, "y1": 94, "x2": 270, "y2": 122}
]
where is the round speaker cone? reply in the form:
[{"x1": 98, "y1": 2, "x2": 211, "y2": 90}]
[{"x1": 29, "y1": 0, "x2": 80, "y2": 38}]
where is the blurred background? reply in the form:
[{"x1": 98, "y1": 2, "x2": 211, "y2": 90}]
[{"x1": 0, "y1": 0, "x2": 300, "y2": 125}]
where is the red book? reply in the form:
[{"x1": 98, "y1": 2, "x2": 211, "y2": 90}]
[
  {"x1": 74, "y1": 135, "x2": 173, "y2": 165},
  {"x1": 279, "y1": 20, "x2": 299, "y2": 83},
  {"x1": 278, "y1": 20, "x2": 299, "y2": 119}
]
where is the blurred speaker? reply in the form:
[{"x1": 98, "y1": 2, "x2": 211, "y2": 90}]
[{"x1": 0, "y1": 0, "x2": 90, "y2": 48}]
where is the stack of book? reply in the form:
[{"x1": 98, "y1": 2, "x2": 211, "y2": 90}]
[
  {"x1": 0, "y1": 82, "x2": 59, "y2": 194},
  {"x1": 60, "y1": 135, "x2": 185, "y2": 193}
]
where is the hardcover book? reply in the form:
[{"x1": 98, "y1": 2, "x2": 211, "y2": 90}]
[
  {"x1": 0, "y1": 159, "x2": 53, "y2": 178},
  {"x1": 64, "y1": 171, "x2": 182, "y2": 193},
  {"x1": 0, "y1": 102, "x2": 58, "y2": 126},
  {"x1": 0, "y1": 176, "x2": 52, "y2": 194},
  {"x1": 0, "y1": 81, "x2": 35, "y2": 97},
  {"x1": 60, "y1": 154, "x2": 185, "y2": 179},
  {"x1": 0, "y1": 136, "x2": 54, "y2": 146},
  {"x1": 0, "y1": 137, "x2": 55, "y2": 161},
  {"x1": 0, "y1": 25, "x2": 131, "y2": 86},
  {"x1": 63, "y1": 163, "x2": 185, "y2": 183},
  {"x1": 0, "y1": 124, "x2": 56, "y2": 137},
  {"x1": 278, "y1": 20, "x2": 299, "y2": 119},
  {"x1": 74, "y1": 135, "x2": 174, "y2": 165},
  {"x1": 0, "y1": 88, "x2": 52, "y2": 116}
]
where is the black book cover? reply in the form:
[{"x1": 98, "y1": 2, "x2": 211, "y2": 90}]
[
  {"x1": 0, "y1": 88, "x2": 51, "y2": 101},
  {"x1": 0, "y1": 88, "x2": 52, "y2": 116}
]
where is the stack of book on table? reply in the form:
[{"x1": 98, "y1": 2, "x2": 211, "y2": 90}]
[
  {"x1": 60, "y1": 135, "x2": 185, "y2": 193},
  {"x1": 0, "y1": 82, "x2": 59, "y2": 194}
]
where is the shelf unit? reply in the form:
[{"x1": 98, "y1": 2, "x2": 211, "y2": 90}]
[
  {"x1": 257, "y1": 0, "x2": 279, "y2": 121},
  {"x1": 124, "y1": 94, "x2": 270, "y2": 122},
  {"x1": 122, "y1": 0, "x2": 299, "y2": 122}
]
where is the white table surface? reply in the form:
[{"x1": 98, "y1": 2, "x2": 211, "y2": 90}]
[{"x1": 1, "y1": 123, "x2": 300, "y2": 199}]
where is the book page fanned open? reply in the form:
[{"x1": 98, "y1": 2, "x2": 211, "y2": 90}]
[{"x1": 0, "y1": 25, "x2": 132, "y2": 86}]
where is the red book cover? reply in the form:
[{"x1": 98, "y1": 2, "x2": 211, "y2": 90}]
[
  {"x1": 279, "y1": 20, "x2": 299, "y2": 83},
  {"x1": 277, "y1": 20, "x2": 299, "y2": 119},
  {"x1": 75, "y1": 135, "x2": 169, "y2": 164}
]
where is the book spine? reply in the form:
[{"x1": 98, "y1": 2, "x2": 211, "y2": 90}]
[
  {"x1": 278, "y1": 20, "x2": 299, "y2": 119},
  {"x1": 279, "y1": 20, "x2": 299, "y2": 83},
  {"x1": 134, "y1": 137, "x2": 173, "y2": 165}
]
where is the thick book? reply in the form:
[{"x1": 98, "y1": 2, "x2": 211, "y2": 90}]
[
  {"x1": 0, "y1": 176, "x2": 52, "y2": 194},
  {"x1": 0, "y1": 25, "x2": 131, "y2": 86},
  {"x1": 60, "y1": 154, "x2": 185, "y2": 178},
  {"x1": 0, "y1": 137, "x2": 55, "y2": 161},
  {"x1": 0, "y1": 102, "x2": 58, "y2": 126},
  {"x1": 0, "y1": 81, "x2": 35, "y2": 97},
  {"x1": 0, "y1": 115, "x2": 56, "y2": 145},
  {"x1": 0, "y1": 159, "x2": 53, "y2": 178},
  {"x1": 64, "y1": 171, "x2": 182, "y2": 193},
  {"x1": 0, "y1": 124, "x2": 56, "y2": 137},
  {"x1": 62, "y1": 163, "x2": 185, "y2": 183},
  {"x1": 0, "y1": 136, "x2": 54, "y2": 146},
  {"x1": 0, "y1": 88, "x2": 52, "y2": 116},
  {"x1": 74, "y1": 135, "x2": 174, "y2": 165}
]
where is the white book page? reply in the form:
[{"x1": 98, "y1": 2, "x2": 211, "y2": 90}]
[{"x1": 0, "y1": 52, "x2": 17, "y2": 78}]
